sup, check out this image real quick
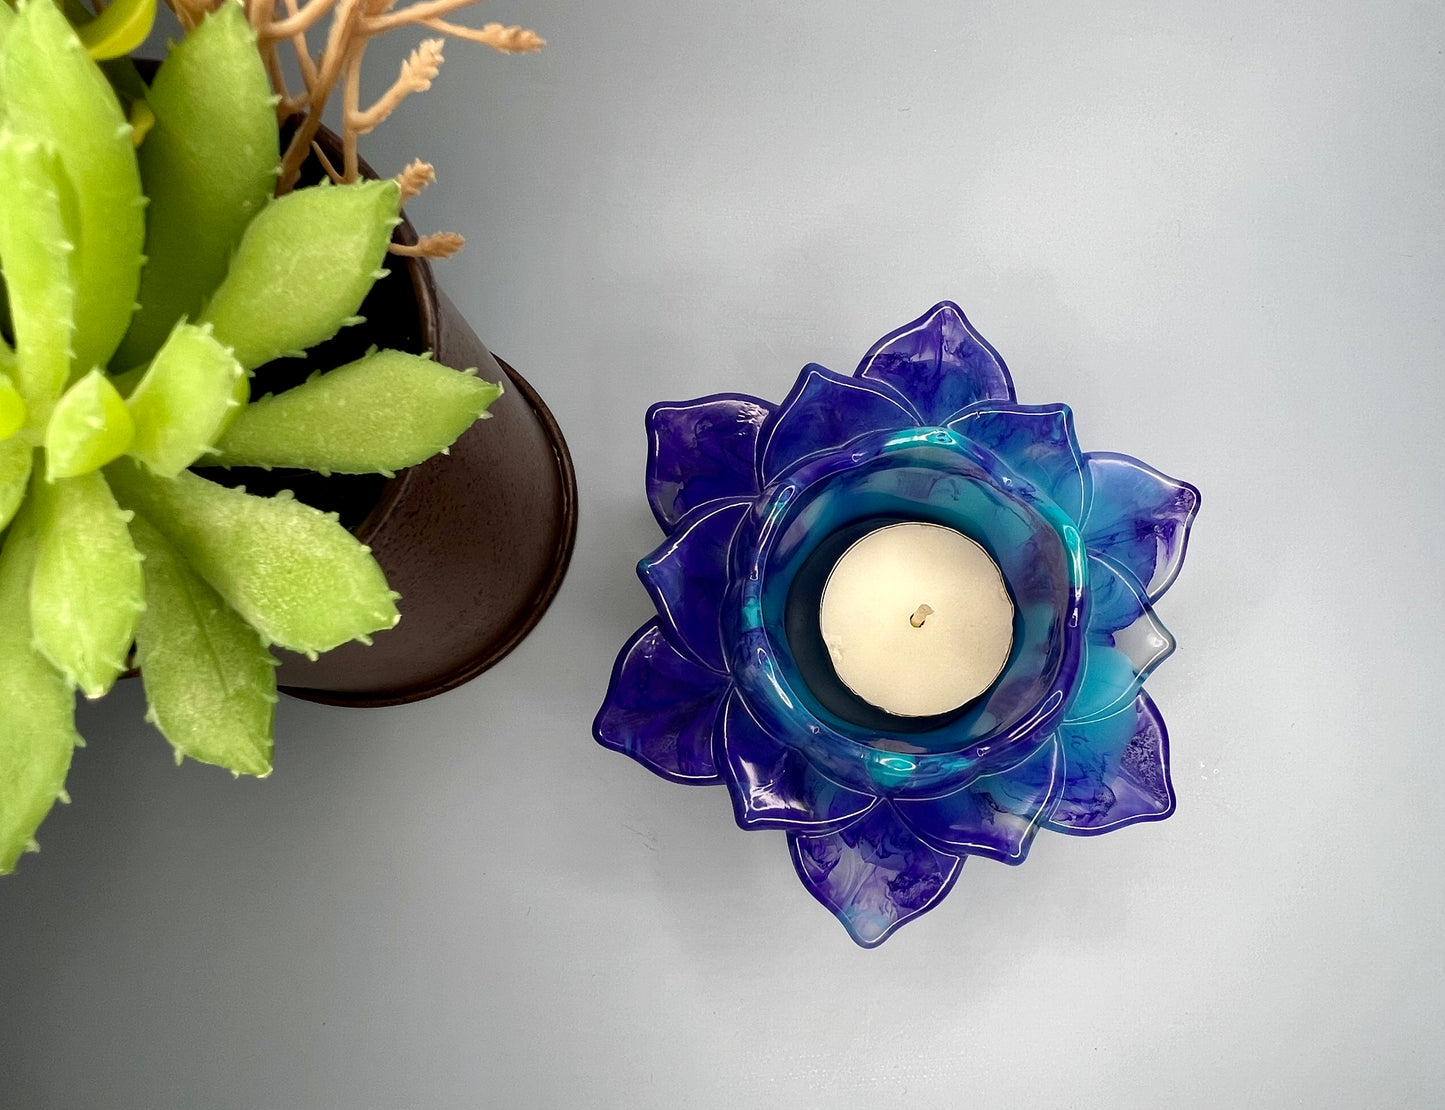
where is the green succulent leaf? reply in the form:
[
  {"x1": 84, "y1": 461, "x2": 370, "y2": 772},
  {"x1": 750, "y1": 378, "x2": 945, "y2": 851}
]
[
  {"x1": 130, "y1": 513, "x2": 276, "y2": 777},
  {"x1": 108, "y1": 460, "x2": 399, "y2": 656},
  {"x1": 0, "y1": 132, "x2": 76, "y2": 430},
  {"x1": 214, "y1": 349, "x2": 501, "y2": 474},
  {"x1": 1, "y1": 0, "x2": 144, "y2": 375},
  {"x1": 0, "y1": 371, "x2": 25, "y2": 440},
  {"x1": 115, "y1": 0, "x2": 278, "y2": 367},
  {"x1": 125, "y1": 321, "x2": 246, "y2": 477},
  {"x1": 0, "y1": 502, "x2": 80, "y2": 875},
  {"x1": 0, "y1": 439, "x2": 33, "y2": 536},
  {"x1": 44, "y1": 368, "x2": 134, "y2": 478},
  {"x1": 74, "y1": 0, "x2": 157, "y2": 61},
  {"x1": 198, "y1": 179, "x2": 401, "y2": 371},
  {"x1": 30, "y1": 467, "x2": 144, "y2": 699}
]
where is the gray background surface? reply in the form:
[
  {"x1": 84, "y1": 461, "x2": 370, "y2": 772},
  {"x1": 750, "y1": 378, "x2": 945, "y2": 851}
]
[{"x1": 4, "y1": 1, "x2": 1444, "y2": 1106}]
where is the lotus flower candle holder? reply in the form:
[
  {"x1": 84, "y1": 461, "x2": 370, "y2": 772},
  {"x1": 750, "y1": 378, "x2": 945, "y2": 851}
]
[{"x1": 596, "y1": 302, "x2": 1200, "y2": 947}]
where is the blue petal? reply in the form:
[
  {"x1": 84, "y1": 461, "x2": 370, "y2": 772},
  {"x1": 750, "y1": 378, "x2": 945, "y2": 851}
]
[
  {"x1": 1046, "y1": 690, "x2": 1175, "y2": 834},
  {"x1": 594, "y1": 621, "x2": 729, "y2": 785},
  {"x1": 893, "y1": 736, "x2": 1063, "y2": 863},
  {"x1": 948, "y1": 403, "x2": 1090, "y2": 524},
  {"x1": 1082, "y1": 452, "x2": 1201, "y2": 601},
  {"x1": 646, "y1": 394, "x2": 770, "y2": 532},
  {"x1": 758, "y1": 365, "x2": 918, "y2": 486},
  {"x1": 855, "y1": 301, "x2": 1015, "y2": 424},
  {"x1": 1066, "y1": 556, "x2": 1175, "y2": 724},
  {"x1": 637, "y1": 497, "x2": 748, "y2": 674},
  {"x1": 789, "y1": 803, "x2": 963, "y2": 947},
  {"x1": 715, "y1": 690, "x2": 878, "y2": 832}
]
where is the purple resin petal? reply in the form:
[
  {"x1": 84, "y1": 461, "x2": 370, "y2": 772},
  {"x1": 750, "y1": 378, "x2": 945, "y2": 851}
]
[
  {"x1": 1082, "y1": 452, "x2": 1201, "y2": 601},
  {"x1": 716, "y1": 691, "x2": 879, "y2": 832},
  {"x1": 646, "y1": 394, "x2": 771, "y2": 532},
  {"x1": 948, "y1": 403, "x2": 1090, "y2": 524},
  {"x1": 594, "y1": 621, "x2": 729, "y2": 785},
  {"x1": 757, "y1": 365, "x2": 919, "y2": 487},
  {"x1": 893, "y1": 736, "x2": 1063, "y2": 864},
  {"x1": 856, "y1": 301, "x2": 1015, "y2": 424},
  {"x1": 1067, "y1": 556, "x2": 1175, "y2": 724},
  {"x1": 1047, "y1": 690, "x2": 1175, "y2": 834},
  {"x1": 637, "y1": 497, "x2": 749, "y2": 673},
  {"x1": 789, "y1": 803, "x2": 963, "y2": 947}
]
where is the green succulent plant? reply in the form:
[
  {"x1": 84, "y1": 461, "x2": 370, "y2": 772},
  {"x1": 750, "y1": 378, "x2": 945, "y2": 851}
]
[{"x1": 0, "y1": 0, "x2": 502, "y2": 871}]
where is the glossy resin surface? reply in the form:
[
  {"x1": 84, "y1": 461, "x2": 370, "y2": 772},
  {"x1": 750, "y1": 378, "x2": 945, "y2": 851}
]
[{"x1": 596, "y1": 302, "x2": 1200, "y2": 946}]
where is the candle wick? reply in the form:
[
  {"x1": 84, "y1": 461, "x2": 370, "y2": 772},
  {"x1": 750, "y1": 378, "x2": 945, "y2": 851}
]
[{"x1": 909, "y1": 603, "x2": 934, "y2": 628}]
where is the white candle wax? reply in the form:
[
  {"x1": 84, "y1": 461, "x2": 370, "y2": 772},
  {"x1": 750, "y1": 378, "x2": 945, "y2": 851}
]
[{"x1": 819, "y1": 522, "x2": 1014, "y2": 718}]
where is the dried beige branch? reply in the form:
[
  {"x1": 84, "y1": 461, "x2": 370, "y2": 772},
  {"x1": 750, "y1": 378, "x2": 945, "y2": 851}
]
[
  {"x1": 389, "y1": 231, "x2": 465, "y2": 259},
  {"x1": 249, "y1": 0, "x2": 295, "y2": 115},
  {"x1": 358, "y1": 0, "x2": 483, "y2": 34},
  {"x1": 257, "y1": 0, "x2": 339, "y2": 40},
  {"x1": 311, "y1": 140, "x2": 345, "y2": 183},
  {"x1": 221, "y1": 0, "x2": 541, "y2": 250},
  {"x1": 281, "y1": 0, "x2": 322, "y2": 92},
  {"x1": 277, "y1": 0, "x2": 363, "y2": 191},
  {"x1": 347, "y1": 37, "x2": 443, "y2": 135},
  {"x1": 341, "y1": 37, "x2": 366, "y2": 178},
  {"x1": 421, "y1": 19, "x2": 543, "y2": 52},
  {"x1": 395, "y1": 159, "x2": 437, "y2": 201}
]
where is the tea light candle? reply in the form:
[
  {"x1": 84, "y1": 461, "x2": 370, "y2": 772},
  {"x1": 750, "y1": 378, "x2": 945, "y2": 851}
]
[{"x1": 819, "y1": 522, "x2": 1014, "y2": 718}]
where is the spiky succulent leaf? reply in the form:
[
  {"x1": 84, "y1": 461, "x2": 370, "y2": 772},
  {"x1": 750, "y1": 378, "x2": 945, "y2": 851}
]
[
  {"x1": 0, "y1": 440, "x2": 31, "y2": 532},
  {"x1": 0, "y1": 3, "x2": 14, "y2": 107},
  {"x1": 115, "y1": 0, "x2": 277, "y2": 367},
  {"x1": 1, "y1": 0, "x2": 144, "y2": 375},
  {"x1": 108, "y1": 460, "x2": 399, "y2": 655},
  {"x1": 198, "y1": 180, "x2": 400, "y2": 371},
  {"x1": 130, "y1": 513, "x2": 276, "y2": 776},
  {"x1": 0, "y1": 371, "x2": 25, "y2": 440},
  {"x1": 30, "y1": 468, "x2": 144, "y2": 698},
  {"x1": 125, "y1": 322, "x2": 246, "y2": 477},
  {"x1": 0, "y1": 132, "x2": 75, "y2": 429},
  {"x1": 75, "y1": 0, "x2": 157, "y2": 60},
  {"x1": 0, "y1": 502, "x2": 79, "y2": 874},
  {"x1": 44, "y1": 368, "x2": 134, "y2": 478},
  {"x1": 215, "y1": 349, "x2": 501, "y2": 474}
]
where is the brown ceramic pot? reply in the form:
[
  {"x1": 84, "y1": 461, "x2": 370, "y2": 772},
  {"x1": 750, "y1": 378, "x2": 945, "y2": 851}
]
[{"x1": 202, "y1": 127, "x2": 577, "y2": 707}]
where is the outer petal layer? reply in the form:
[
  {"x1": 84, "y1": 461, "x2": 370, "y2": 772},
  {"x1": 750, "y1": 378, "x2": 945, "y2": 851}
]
[
  {"x1": 789, "y1": 803, "x2": 962, "y2": 947},
  {"x1": 1047, "y1": 690, "x2": 1175, "y2": 834},
  {"x1": 1082, "y1": 452, "x2": 1200, "y2": 600},
  {"x1": 716, "y1": 691, "x2": 878, "y2": 832},
  {"x1": 637, "y1": 497, "x2": 748, "y2": 673},
  {"x1": 758, "y1": 365, "x2": 917, "y2": 486},
  {"x1": 948, "y1": 403, "x2": 1089, "y2": 524},
  {"x1": 893, "y1": 736, "x2": 1063, "y2": 864},
  {"x1": 594, "y1": 621, "x2": 728, "y2": 784},
  {"x1": 1066, "y1": 555, "x2": 1174, "y2": 724},
  {"x1": 646, "y1": 395, "x2": 769, "y2": 531},
  {"x1": 856, "y1": 301, "x2": 1015, "y2": 424}
]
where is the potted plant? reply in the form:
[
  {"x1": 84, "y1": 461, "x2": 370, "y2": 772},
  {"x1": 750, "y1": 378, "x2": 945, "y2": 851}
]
[{"x1": 0, "y1": 0, "x2": 576, "y2": 872}]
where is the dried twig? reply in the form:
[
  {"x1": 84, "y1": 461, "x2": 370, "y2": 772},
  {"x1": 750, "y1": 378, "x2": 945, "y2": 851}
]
[
  {"x1": 389, "y1": 231, "x2": 464, "y2": 259},
  {"x1": 279, "y1": 0, "x2": 322, "y2": 111},
  {"x1": 257, "y1": 0, "x2": 338, "y2": 39},
  {"x1": 348, "y1": 38, "x2": 443, "y2": 135},
  {"x1": 161, "y1": 0, "x2": 543, "y2": 255},
  {"x1": 419, "y1": 20, "x2": 542, "y2": 52},
  {"x1": 395, "y1": 159, "x2": 436, "y2": 201},
  {"x1": 311, "y1": 140, "x2": 345, "y2": 183}
]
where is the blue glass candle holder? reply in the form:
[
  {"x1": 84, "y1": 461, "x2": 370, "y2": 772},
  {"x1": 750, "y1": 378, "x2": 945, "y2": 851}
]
[{"x1": 596, "y1": 303, "x2": 1201, "y2": 947}]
